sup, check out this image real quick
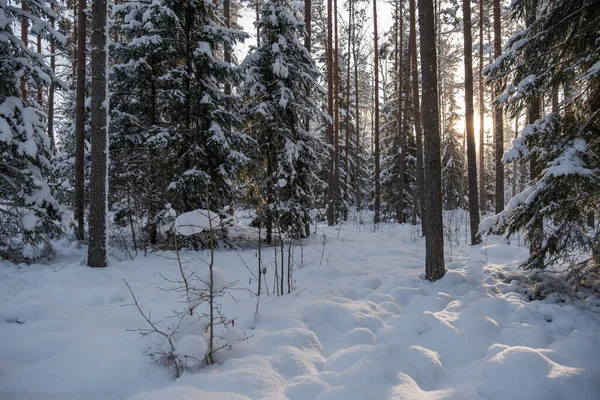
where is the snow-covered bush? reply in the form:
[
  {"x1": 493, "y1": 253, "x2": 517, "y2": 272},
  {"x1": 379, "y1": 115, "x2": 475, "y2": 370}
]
[{"x1": 126, "y1": 208, "x2": 244, "y2": 377}]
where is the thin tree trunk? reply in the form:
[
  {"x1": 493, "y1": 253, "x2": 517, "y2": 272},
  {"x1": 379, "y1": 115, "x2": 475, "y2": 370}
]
[
  {"x1": 418, "y1": 0, "x2": 445, "y2": 281},
  {"x1": 37, "y1": 35, "x2": 43, "y2": 104},
  {"x1": 304, "y1": 0, "x2": 312, "y2": 234},
  {"x1": 334, "y1": 0, "x2": 340, "y2": 221},
  {"x1": 373, "y1": 0, "x2": 381, "y2": 223},
  {"x1": 48, "y1": 1, "x2": 56, "y2": 153},
  {"x1": 344, "y1": 0, "x2": 351, "y2": 220},
  {"x1": 409, "y1": 0, "x2": 424, "y2": 232},
  {"x1": 88, "y1": 0, "x2": 108, "y2": 267},
  {"x1": 353, "y1": 9, "x2": 361, "y2": 211},
  {"x1": 526, "y1": 0, "x2": 542, "y2": 260},
  {"x1": 224, "y1": 0, "x2": 231, "y2": 95},
  {"x1": 256, "y1": 0, "x2": 260, "y2": 47},
  {"x1": 463, "y1": 0, "x2": 481, "y2": 245},
  {"x1": 326, "y1": 0, "x2": 335, "y2": 225},
  {"x1": 493, "y1": 0, "x2": 504, "y2": 213},
  {"x1": 75, "y1": 0, "x2": 87, "y2": 242},
  {"x1": 478, "y1": 0, "x2": 485, "y2": 212},
  {"x1": 20, "y1": 0, "x2": 28, "y2": 102},
  {"x1": 396, "y1": 0, "x2": 405, "y2": 223},
  {"x1": 512, "y1": 114, "x2": 518, "y2": 197}
]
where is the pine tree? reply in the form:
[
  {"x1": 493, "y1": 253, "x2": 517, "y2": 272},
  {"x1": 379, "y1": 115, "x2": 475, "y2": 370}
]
[
  {"x1": 0, "y1": 0, "x2": 69, "y2": 262},
  {"x1": 483, "y1": 0, "x2": 600, "y2": 275},
  {"x1": 242, "y1": 0, "x2": 326, "y2": 240}
]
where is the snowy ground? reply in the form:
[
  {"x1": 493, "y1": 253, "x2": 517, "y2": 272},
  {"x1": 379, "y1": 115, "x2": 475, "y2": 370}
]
[{"x1": 1, "y1": 219, "x2": 600, "y2": 399}]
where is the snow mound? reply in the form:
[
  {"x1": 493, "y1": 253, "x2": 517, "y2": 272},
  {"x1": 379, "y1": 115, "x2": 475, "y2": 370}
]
[
  {"x1": 479, "y1": 346, "x2": 600, "y2": 399},
  {"x1": 127, "y1": 386, "x2": 251, "y2": 400},
  {"x1": 175, "y1": 209, "x2": 221, "y2": 235}
]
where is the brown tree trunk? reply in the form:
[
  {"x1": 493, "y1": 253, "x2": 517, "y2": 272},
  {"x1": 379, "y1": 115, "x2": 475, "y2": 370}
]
[
  {"x1": 326, "y1": 0, "x2": 335, "y2": 225},
  {"x1": 395, "y1": 0, "x2": 405, "y2": 223},
  {"x1": 478, "y1": 0, "x2": 485, "y2": 212},
  {"x1": 37, "y1": 35, "x2": 43, "y2": 105},
  {"x1": 20, "y1": 0, "x2": 28, "y2": 103},
  {"x1": 373, "y1": 0, "x2": 381, "y2": 223},
  {"x1": 48, "y1": 3, "x2": 56, "y2": 153},
  {"x1": 353, "y1": 7, "x2": 361, "y2": 211},
  {"x1": 526, "y1": 0, "x2": 542, "y2": 260},
  {"x1": 334, "y1": 0, "x2": 340, "y2": 221},
  {"x1": 344, "y1": 0, "x2": 351, "y2": 221},
  {"x1": 493, "y1": 0, "x2": 504, "y2": 214},
  {"x1": 409, "y1": 0, "x2": 424, "y2": 232},
  {"x1": 463, "y1": 0, "x2": 481, "y2": 245},
  {"x1": 224, "y1": 0, "x2": 231, "y2": 96},
  {"x1": 418, "y1": 0, "x2": 445, "y2": 280},
  {"x1": 74, "y1": 0, "x2": 87, "y2": 242},
  {"x1": 88, "y1": 0, "x2": 108, "y2": 267},
  {"x1": 305, "y1": 0, "x2": 312, "y2": 234}
]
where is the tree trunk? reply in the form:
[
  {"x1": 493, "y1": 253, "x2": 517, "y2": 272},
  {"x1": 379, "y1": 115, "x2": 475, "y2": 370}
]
[
  {"x1": 74, "y1": 0, "x2": 87, "y2": 242},
  {"x1": 493, "y1": 0, "x2": 504, "y2": 214},
  {"x1": 478, "y1": 0, "x2": 485, "y2": 212},
  {"x1": 396, "y1": 0, "x2": 405, "y2": 223},
  {"x1": 418, "y1": 0, "x2": 445, "y2": 281},
  {"x1": 344, "y1": 0, "x2": 351, "y2": 220},
  {"x1": 20, "y1": 0, "x2": 28, "y2": 102},
  {"x1": 88, "y1": 0, "x2": 109, "y2": 268},
  {"x1": 224, "y1": 0, "x2": 231, "y2": 96},
  {"x1": 48, "y1": 2, "x2": 56, "y2": 153},
  {"x1": 373, "y1": 0, "x2": 381, "y2": 224},
  {"x1": 326, "y1": 0, "x2": 335, "y2": 225},
  {"x1": 409, "y1": 0, "x2": 424, "y2": 233},
  {"x1": 353, "y1": 8, "x2": 361, "y2": 211},
  {"x1": 526, "y1": 0, "x2": 542, "y2": 260},
  {"x1": 37, "y1": 35, "x2": 43, "y2": 104},
  {"x1": 463, "y1": 0, "x2": 481, "y2": 245},
  {"x1": 304, "y1": 0, "x2": 312, "y2": 234},
  {"x1": 334, "y1": 0, "x2": 340, "y2": 221}
]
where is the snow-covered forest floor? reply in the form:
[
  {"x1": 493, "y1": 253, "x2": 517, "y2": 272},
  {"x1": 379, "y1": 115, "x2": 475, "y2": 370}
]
[{"x1": 1, "y1": 215, "x2": 600, "y2": 400}]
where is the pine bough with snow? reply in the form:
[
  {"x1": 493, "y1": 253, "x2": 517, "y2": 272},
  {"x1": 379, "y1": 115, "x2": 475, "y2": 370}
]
[
  {"x1": 0, "y1": 1, "x2": 69, "y2": 262},
  {"x1": 482, "y1": 0, "x2": 600, "y2": 282}
]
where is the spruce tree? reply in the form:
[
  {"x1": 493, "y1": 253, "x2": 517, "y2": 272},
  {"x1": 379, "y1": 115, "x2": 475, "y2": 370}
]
[
  {"x1": 483, "y1": 0, "x2": 600, "y2": 274},
  {"x1": 242, "y1": 0, "x2": 326, "y2": 239},
  {"x1": 0, "y1": 0, "x2": 68, "y2": 262}
]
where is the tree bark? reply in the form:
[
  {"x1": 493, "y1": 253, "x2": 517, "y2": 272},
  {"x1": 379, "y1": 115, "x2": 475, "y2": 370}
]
[
  {"x1": 396, "y1": 0, "x2": 405, "y2": 223},
  {"x1": 326, "y1": 0, "x2": 335, "y2": 225},
  {"x1": 75, "y1": 0, "x2": 87, "y2": 242},
  {"x1": 20, "y1": 0, "x2": 28, "y2": 103},
  {"x1": 344, "y1": 0, "x2": 351, "y2": 220},
  {"x1": 353, "y1": 7, "x2": 361, "y2": 211},
  {"x1": 334, "y1": 0, "x2": 340, "y2": 221},
  {"x1": 409, "y1": 0, "x2": 424, "y2": 233},
  {"x1": 493, "y1": 0, "x2": 504, "y2": 214},
  {"x1": 463, "y1": 0, "x2": 481, "y2": 245},
  {"x1": 418, "y1": 0, "x2": 445, "y2": 281},
  {"x1": 304, "y1": 0, "x2": 312, "y2": 234},
  {"x1": 478, "y1": 0, "x2": 485, "y2": 212},
  {"x1": 88, "y1": 0, "x2": 108, "y2": 267},
  {"x1": 526, "y1": 0, "x2": 542, "y2": 260},
  {"x1": 373, "y1": 0, "x2": 381, "y2": 224},
  {"x1": 48, "y1": 1, "x2": 56, "y2": 153},
  {"x1": 224, "y1": 0, "x2": 231, "y2": 96}
]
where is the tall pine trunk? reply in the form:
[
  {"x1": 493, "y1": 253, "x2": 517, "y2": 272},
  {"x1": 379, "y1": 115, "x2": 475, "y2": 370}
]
[
  {"x1": 409, "y1": 0, "x2": 424, "y2": 232},
  {"x1": 478, "y1": 0, "x2": 485, "y2": 212},
  {"x1": 224, "y1": 0, "x2": 231, "y2": 96},
  {"x1": 326, "y1": 0, "x2": 335, "y2": 225},
  {"x1": 48, "y1": 2, "x2": 56, "y2": 153},
  {"x1": 493, "y1": 0, "x2": 504, "y2": 213},
  {"x1": 75, "y1": 0, "x2": 87, "y2": 241},
  {"x1": 334, "y1": 0, "x2": 340, "y2": 221},
  {"x1": 88, "y1": 0, "x2": 109, "y2": 267},
  {"x1": 463, "y1": 0, "x2": 481, "y2": 245},
  {"x1": 418, "y1": 0, "x2": 445, "y2": 281},
  {"x1": 373, "y1": 0, "x2": 381, "y2": 224},
  {"x1": 395, "y1": 0, "x2": 405, "y2": 223},
  {"x1": 20, "y1": 0, "x2": 28, "y2": 102}
]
